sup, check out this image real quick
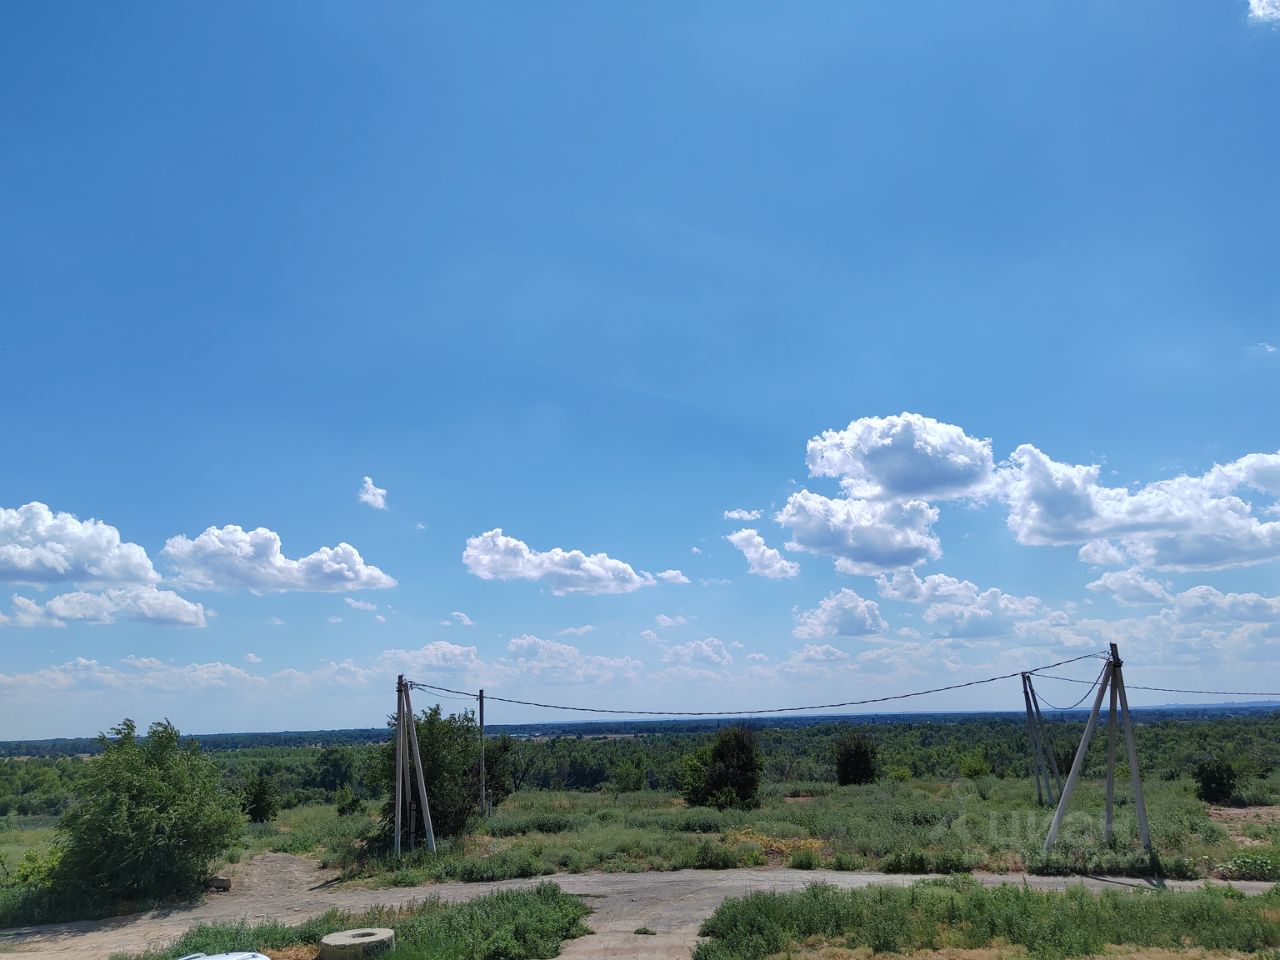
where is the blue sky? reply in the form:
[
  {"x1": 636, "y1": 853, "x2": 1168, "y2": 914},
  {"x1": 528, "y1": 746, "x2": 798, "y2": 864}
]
[{"x1": 2, "y1": 1, "x2": 1278, "y2": 739}]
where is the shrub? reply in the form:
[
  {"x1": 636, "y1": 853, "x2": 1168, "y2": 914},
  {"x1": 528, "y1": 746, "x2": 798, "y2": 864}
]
[
  {"x1": 788, "y1": 847, "x2": 819, "y2": 870},
  {"x1": 1229, "y1": 783, "x2": 1276, "y2": 808},
  {"x1": 56, "y1": 719, "x2": 242, "y2": 901},
  {"x1": 828, "y1": 852, "x2": 865, "y2": 871},
  {"x1": 1217, "y1": 853, "x2": 1280, "y2": 881},
  {"x1": 335, "y1": 785, "x2": 364, "y2": 817},
  {"x1": 959, "y1": 751, "x2": 992, "y2": 779},
  {"x1": 834, "y1": 733, "x2": 878, "y2": 786},
  {"x1": 1194, "y1": 758, "x2": 1237, "y2": 803},
  {"x1": 680, "y1": 726, "x2": 761, "y2": 811}
]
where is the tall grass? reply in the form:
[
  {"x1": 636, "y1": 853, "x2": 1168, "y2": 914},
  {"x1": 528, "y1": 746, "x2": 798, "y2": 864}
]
[
  {"x1": 108, "y1": 883, "x2": 587, "y2": 960},
  {"x1": 404, "y1": 776, "x2": 1234, "y2": 881},
  {"x1": 694, "y1": 877, "x2": 1280, "y2": 960}
]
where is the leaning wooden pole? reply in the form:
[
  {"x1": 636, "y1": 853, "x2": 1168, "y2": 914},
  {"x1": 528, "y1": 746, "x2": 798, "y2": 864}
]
[
  {"x1": 1104, "y1": 676, "x2": 1119, "y2": 843},
  {"x1": 1029, "y1": 683, "x2": 1064, "y2": 798},
  {"x1": 1043, "y1": 661, "x2": 1112, "y2": 854},
  {"x1": 394, "y1": 676, "x2": 405, "y2": 857},
  {"x1": 401, "y1": 685, "x2": 437, "y2": 853},
  {"x1": 479, "y1": 689, "x2": 487, "y2": 816},
  {"x1": 1021, "y1": 675, "x2": 1046, "y2": 805},
  {"x1": 1111, "y1": 643, "x2": 1152, "y2": 852}
]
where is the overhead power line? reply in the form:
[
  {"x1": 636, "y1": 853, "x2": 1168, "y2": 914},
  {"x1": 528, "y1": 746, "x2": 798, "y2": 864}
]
[
  {"x1": 1031, "y1": 663, "x2": 1108, "y2": 711},
  {"x1": 407, "y1": 651, "x2": 1109, "y2": 718},
  {"x1": 1033, "y1": 674, "x2": 1280, "y2": 699}
]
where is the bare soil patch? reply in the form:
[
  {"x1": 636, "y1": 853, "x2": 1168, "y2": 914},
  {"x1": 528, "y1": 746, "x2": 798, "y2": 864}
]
[{"x1": 1209, "y1": 805, "x2": 1280, "y2": 845}]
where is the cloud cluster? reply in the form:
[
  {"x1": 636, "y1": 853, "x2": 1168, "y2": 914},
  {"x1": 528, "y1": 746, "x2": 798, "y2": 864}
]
[
  {"x1": 462, "y1": 529, "x2": 684, "y2": 596},
  {"x1": 793, "y1": 588, "x2": 887, "y2": 639},
  {"x1": 662, "y1": 636, "x2": 733, "y2": 667},
  {"x1": 724, "y1": 508, "x2": 762, "y2": 521},
  {"x1": 1001, "y1": 445, "x2": 1280, "y2": 571},
  {"x1": 0, "y1": 502, "x2": 158, "y2": 586},
  {"x1": 725, "y1": 528, "x2": 800, "y2": 579},
  {"x1": 503, "y1": 634, "x2": 642, "y2": 684},
  {"x1": 1249, "y1": 0, "x2": 1280, "y2": 22},
  {"x1": 777, "y1": 492, "x2": 940, "y2": 575},
  {"x1": 4, "y1": 585, "x2": 207, "y2": 628},
  {"x1": 163, "y1": 525, "x2": 397, "y2": 592},
  {"x1": 807, "y1": 412, "x2": 995, "y2": 501}
]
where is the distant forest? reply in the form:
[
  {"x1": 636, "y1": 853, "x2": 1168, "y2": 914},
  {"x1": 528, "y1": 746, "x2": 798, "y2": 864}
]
[{"x1": 3, "y1": 704, "x2": 1277, "y2": 818}]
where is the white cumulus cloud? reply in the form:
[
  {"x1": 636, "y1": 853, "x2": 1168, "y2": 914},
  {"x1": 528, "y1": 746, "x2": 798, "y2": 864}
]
[
  {"x1": 793, "y1": 588, "x2": 887, "y2": 639},
  {"x1": 655, "y1": 614, "x2": 688, "y2": 627},
  {"x1": 1249, "y1": 0, "x2": 1280, "y2": 22},
  {"x1": 0, "y1": 502, "x2": 159, "y2": 586},
  {"x1": 776, "y1": 491, "x2": 941, "y2": 575},
  {"x1": 358, "y1": 476, "x2": 388, "y2": 510},
  {"x1": 3, "y1": 585, "x2": 207, "y2": 628},
  {"x1": 462, "y1": 528, "x2": 680, "y2": 596},
  {"x1": 807, "y1": 413, "x2": 995, "y2": 501},
  {"x1": 162, "y1": 525, "x2": 397, "y2": 592},
  {"x1": 1086, "y1": 569, "x2": 1172, "y2": 606},
  {"x1": 725, "y1": 528, "x2": 800, "y2": 579},
  {"x1": 724, "y1": 508, "x2": 762, "y2": 521},
  {"x1": 1000, "y1": 445, "x2": 1280, "y2": 571}
]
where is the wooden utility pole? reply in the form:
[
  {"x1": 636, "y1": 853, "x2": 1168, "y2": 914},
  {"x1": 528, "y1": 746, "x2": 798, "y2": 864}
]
[
  {"x1": 1021, "y1": 674, "x2": 1046, "y2": 805},
  {"x1": 478, "y1": 689, "x2": 487, "y2": 816},
  {"x1": 1044, "y1": 660, "x2": 1112, "y2": 852},
  {"x1": 1043, "y1": 644, "x2": 1151, "y2": 855},
  {"x1": 392, "y1": 676, "x2": 437, "y2": 855},
  {"x1": 1030, "y1": 688, "x2": 1064, "y2": 798},
  {"x1": 1112, "y1": 643, "x2": 1152, "y2": 851},
  {"x1": 394, "y1": 676, "x2": 405, "y2": 857},
  {"x1": 1105, "y1": 675, "x2": 1119, "y2": 842},
  {"x1": 401, "y1": 684, "x2": 437, "y2": 853}
]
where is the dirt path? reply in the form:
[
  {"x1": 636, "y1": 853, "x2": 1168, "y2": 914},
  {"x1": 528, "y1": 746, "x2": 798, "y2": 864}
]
[{"x1": 2, "y1": 855, "x2": 1274, "y2": 960}]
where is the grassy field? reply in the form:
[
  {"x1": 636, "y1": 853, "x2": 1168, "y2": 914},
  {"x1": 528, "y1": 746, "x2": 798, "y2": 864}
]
[
  {"x1": 107, "y1": 883, "x2": 588, "y2": 960},
  {"x1": 328, "y1": 775, "x2": 1279, "y2": 887},
  {"x1": 0, "y1": 818, "x2": 54, "y2": 868},
  {"x1": 693, "y1": 877, "x2": 1280, "y2": 960}
]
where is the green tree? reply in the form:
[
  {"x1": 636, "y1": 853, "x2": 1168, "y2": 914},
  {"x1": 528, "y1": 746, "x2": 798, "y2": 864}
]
[
  {"x1": 55, "y1": 719, "x2": 242, "y2": 900},
  {"x1": 374, "y1": 705, "x2": 511, "y2": 842},
  {"x1": 311, "y1": 746, "x2": 356, "y2": 792},
  {"x1": 680, "y1": 726, "x2": 761, "y2": 810},
  {"x1": 243, "y1": 772, "x2": 280, "y2": 823},
  {"x1": 835, "y1": 732, "x2": 878, "y2": 786}
]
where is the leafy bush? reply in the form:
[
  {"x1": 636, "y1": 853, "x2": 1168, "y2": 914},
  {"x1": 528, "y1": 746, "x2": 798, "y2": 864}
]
[
  {"x1": 828, "y1": 852, "x2": 865, "y2": 871},
  {"x1": 788, "y1": 847, "x2": 819, "y2": 869},
  {"x1": 1229, "y1": 783, "x2": 1276, "y2": 807},
  {"x1": 335, "y1": 784, "x2": 364, "y2": 817},
  {"x1": 680, "y1": 726, "x2": 761, "y2": 811},
  {"x1": 1217, "y1": 853, "x2": 1280, "y2": 881},
  {"x1": 59, "y1": 719, "x2": 242, "y2": 900},
  {"x1": 676, "y1": 839, "x2": 741, "y2": 869},
  {"x1": 1194, "y1": 758, "x2": 1238, "y2": 803}
]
